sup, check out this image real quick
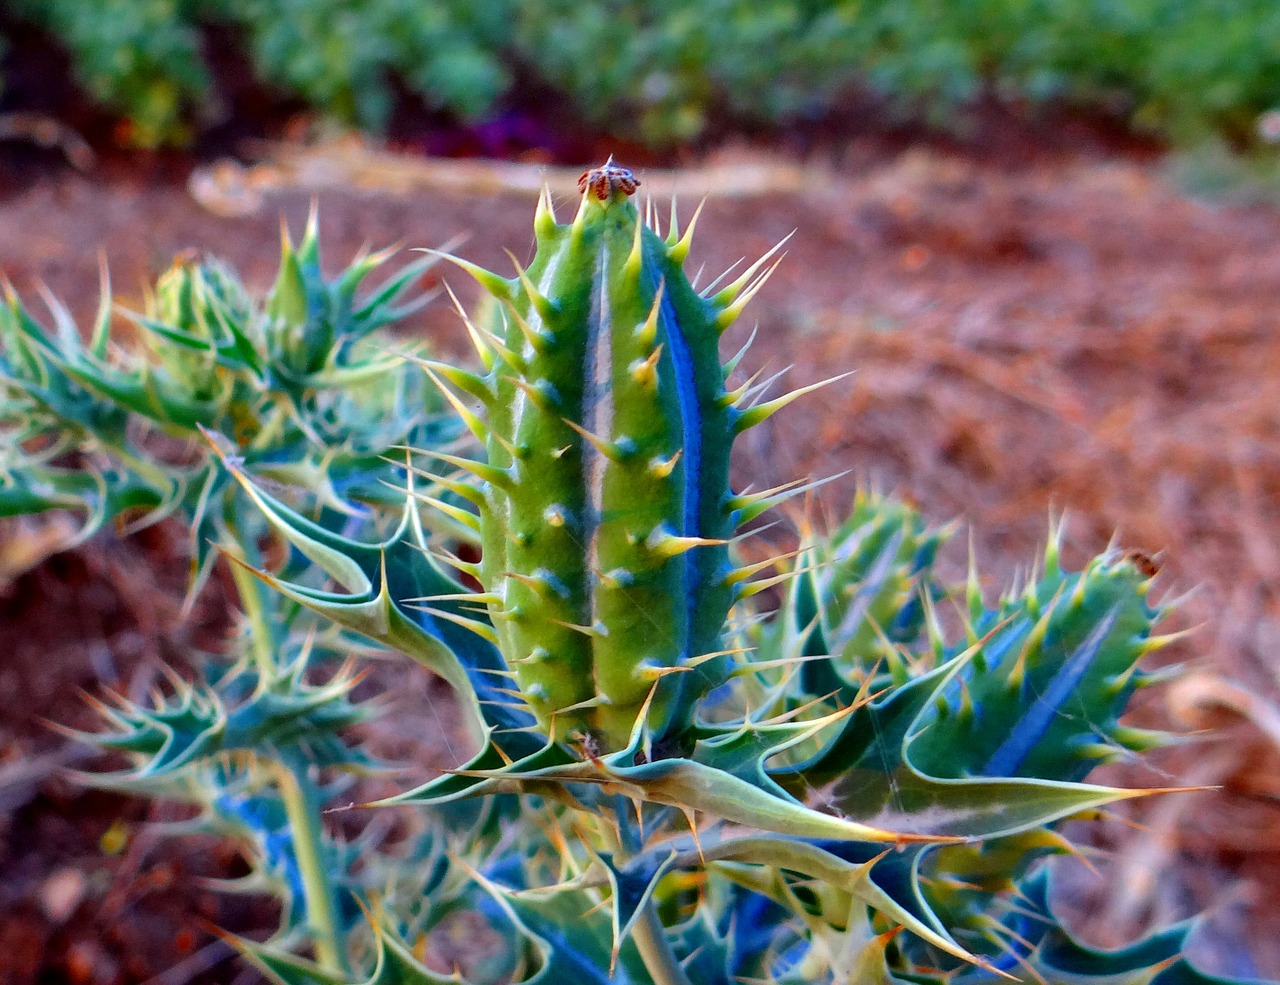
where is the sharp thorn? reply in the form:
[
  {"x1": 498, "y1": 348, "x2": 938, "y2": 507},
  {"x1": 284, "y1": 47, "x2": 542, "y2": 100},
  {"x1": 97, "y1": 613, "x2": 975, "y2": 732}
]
[{"x1": 734, "y1": 372, "x2": 854, "y2": 433}]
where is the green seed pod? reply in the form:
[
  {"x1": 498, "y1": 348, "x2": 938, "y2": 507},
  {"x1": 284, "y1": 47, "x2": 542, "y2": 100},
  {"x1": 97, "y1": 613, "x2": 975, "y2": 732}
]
[
  {"x1": 154, "y1": 251, "x2": 252, "y2": 336},
  {"x1": 435, "y1": 160, "x2": 800, "y2": 751},
  {"x1": 151, "y1": 252, "x2": 252, "y2": 401},
  {"x1": 911, "y1": 545, "x2": 1171, "y2": 783},
  {"x1": 768, "y1": 490, "x2": 950, "y2": 699}
]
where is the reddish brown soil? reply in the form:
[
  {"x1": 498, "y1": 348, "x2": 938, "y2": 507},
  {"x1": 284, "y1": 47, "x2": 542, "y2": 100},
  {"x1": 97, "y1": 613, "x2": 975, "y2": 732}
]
[{"x1": 2, "y1": 140, "x2": 1279, "y2": 981}]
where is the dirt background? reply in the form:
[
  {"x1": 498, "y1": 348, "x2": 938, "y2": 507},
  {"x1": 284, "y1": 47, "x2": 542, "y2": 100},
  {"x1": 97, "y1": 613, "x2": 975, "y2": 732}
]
[{"x1": 1, "y1": 129, "x2": 1279, "y2": 982}]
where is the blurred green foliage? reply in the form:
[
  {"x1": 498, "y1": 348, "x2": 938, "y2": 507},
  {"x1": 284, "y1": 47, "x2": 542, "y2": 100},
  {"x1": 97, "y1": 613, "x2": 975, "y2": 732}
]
[
  {"x1": 1, "y1": 0, "x2": 511, "y2": 144},
  {"x1": 5, "y1": 0, "x2": 209, "y2": 146},
  {"x1": 1, "y1": 0, "x2": 1278, "y2": 148},
  {"x1": 227, "y1": 0, "x2": 511, "y2": 128}
]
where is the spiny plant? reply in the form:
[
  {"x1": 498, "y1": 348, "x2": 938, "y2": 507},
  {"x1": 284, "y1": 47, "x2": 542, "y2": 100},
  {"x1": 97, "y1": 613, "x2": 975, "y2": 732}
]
[
  {"x1": 0, "y1": 210, "x2": 461, "y2": 598},
  {"x1": 3, "y1": 162, "x2": 1272, "y2": 984},
  {"x1": 0, "y1": 217, "x2": 467, "y2": 970}
]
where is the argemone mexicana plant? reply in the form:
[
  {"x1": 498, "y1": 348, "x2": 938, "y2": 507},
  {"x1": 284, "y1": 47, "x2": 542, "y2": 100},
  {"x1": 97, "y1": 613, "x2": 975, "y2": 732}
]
[{"x1": 1, "y1": 160, "x2": 1269, "y2": 985}]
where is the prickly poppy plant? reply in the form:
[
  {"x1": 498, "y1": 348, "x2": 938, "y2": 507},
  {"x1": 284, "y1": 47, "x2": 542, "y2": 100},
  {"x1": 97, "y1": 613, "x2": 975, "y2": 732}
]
[
  {"x1": 1, "y1": 161, "x2": 1271, "y2": 984},
  {"x1": 0, "y1": 211, "x2": 459, "y2": 601}
]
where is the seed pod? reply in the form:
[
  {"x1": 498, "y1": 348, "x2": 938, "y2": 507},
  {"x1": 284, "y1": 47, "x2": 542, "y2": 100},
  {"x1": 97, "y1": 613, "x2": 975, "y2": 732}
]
[
  {"x1": 440, "y1": 160, "x2": 786, "y2": 750},
  {"x1": 911, "y1": 544, "x2": 1170, "y2": 783}
]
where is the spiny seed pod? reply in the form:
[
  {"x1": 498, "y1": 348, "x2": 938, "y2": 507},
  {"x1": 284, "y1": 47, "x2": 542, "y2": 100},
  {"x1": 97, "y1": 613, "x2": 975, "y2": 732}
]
[
  {"x1": 150, "y1": 252, "x2": 252, "y2": 401},
  {"x1": 429, "y1": 160, "x2": 819, "y2": 750},
  {"x1": 153, "y1": 251, "x2": 252, "y2": 337},
  {"x1": 912, "y1": 544, "x2": 1174, "y2": 783},
  {"x1": 775, "y1": 490, "x2": 950, "y2": 697}
]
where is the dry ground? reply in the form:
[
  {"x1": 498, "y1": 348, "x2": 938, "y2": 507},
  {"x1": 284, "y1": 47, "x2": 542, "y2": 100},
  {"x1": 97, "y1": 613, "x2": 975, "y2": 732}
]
[{"x1": 1, "y1": 140, "x2": 1278, "y2": 982}]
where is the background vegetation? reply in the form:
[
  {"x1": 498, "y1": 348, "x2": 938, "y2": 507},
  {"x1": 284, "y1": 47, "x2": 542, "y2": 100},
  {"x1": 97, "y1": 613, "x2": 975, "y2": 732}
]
[{"x1": 1, "y1": 0, "x2": 1278, "y2": 149}]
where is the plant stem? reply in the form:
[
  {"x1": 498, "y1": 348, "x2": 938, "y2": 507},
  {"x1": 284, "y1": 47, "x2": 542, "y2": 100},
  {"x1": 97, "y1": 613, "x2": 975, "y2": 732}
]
[
  {"x1": 596, "y1": 813, "x2": 693, "y2": 985},
  {"x1": 275, "y1": 758, "x2": 350, "y2": 974},
  {"x1": 632, "y1": 903, "x2": 695, "y2": 985},
  {"x1": 227, "y1": 543, "x2": 276, "y2": 677}
]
